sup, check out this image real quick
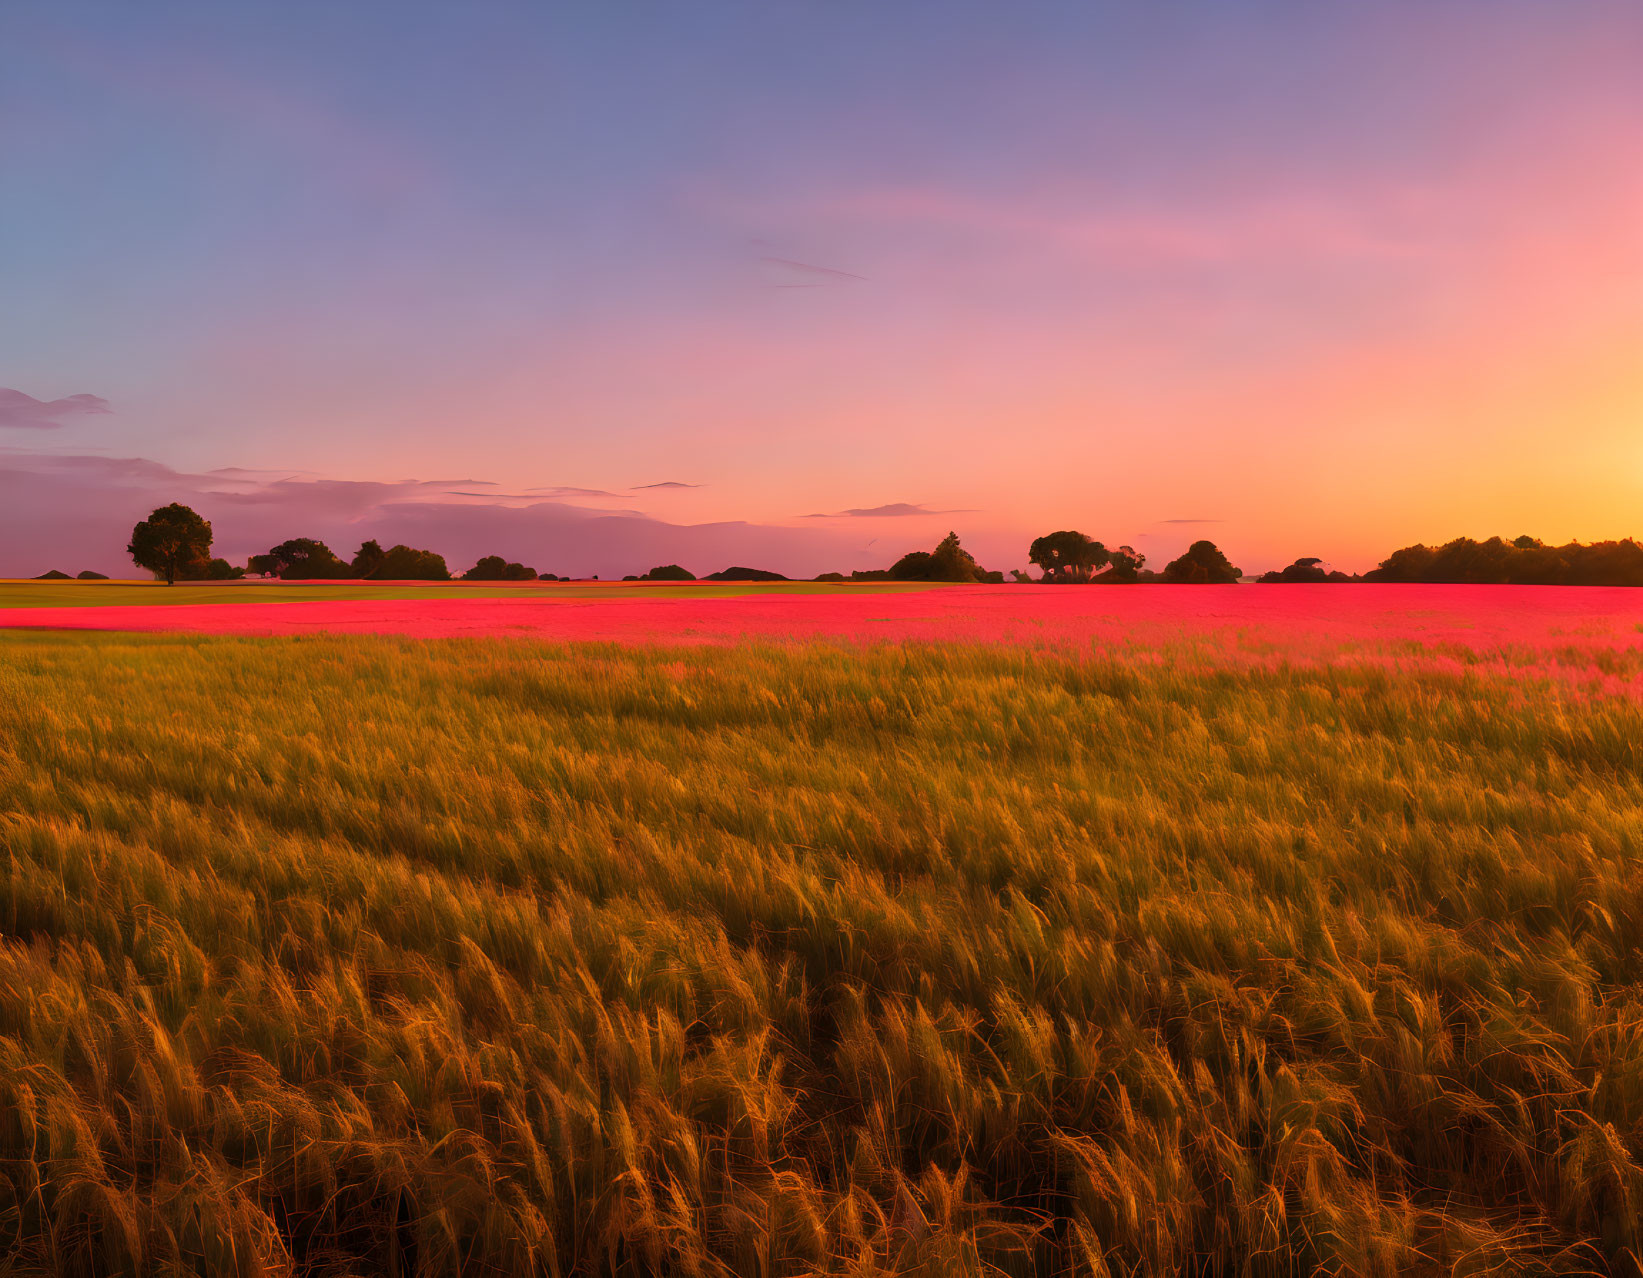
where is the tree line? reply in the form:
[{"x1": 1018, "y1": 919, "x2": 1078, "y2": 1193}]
[{"x1": 92, "y1": 504, "x2": 1643, "y2": 588}]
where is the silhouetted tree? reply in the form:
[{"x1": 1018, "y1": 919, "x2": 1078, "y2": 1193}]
[
  {"x1": 1364, "y1": 535, "x2": 1643, "y2": 586},
  {"x1": 196, "y1": 558, "x2": 245, "y2": 580},
  {"x1": 128, "y1": 503, "x2": 213, "y2": 585},
  {"x1": 351, "y1": 539, "x2": 387, "y2": 579},
  {"x1": 378, "y1": 545, "x2": 451, "y2": 580},
  {"x1": 1102, "y1": 545, "x2": 1147, "y2": 583},
  {"x1": 1162, "y1": 540, "x2": 1242, "y2": 584},
  {"x1": 1258, "y1": 557, "x2": 1329, "y2": 584},
  {"x1": 262, "y1": 538, "x2": 350, "y2": 579},
  {"x1": 813, "y1": 572, "x2": 846, "y2": 583},
  {"x1": 76, "y1": 571, "x2": 109, "y2": 580},
  {"x1": 1010, "y1": 569, "x2": 1034, "y2": 583},
  {"x1": 887, "y1": 551, "x2": 935, "y2": 580},
  {"x1": 34, "y1": 569, "x2": 71, "y2": 580},
  {"x1": 464, "y1": 555, "x2": 536, "y2": 581},
  {"x1": 1029, "y1": 531, "x2": 1109, "y2": 582},
  {"x1": 644, "y1": 564, "x2": 696, "y2": 581}
]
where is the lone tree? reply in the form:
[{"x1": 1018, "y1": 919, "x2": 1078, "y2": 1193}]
[
  {"x1": 644, "y1": 564, "x2": 696, "y2": 581},
  {"x1": 128, "y1": 503, "x2": 212, "y2": 585},
  {"x1": 1028, "y1": 530, "x2": 1109, "y2": 582},
  {"x1": 1162, "y1": 539, "x2": 1242, "y2": 584}
]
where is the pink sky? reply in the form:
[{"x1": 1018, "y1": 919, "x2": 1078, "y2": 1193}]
[{"x1": 3, "y1": 2, "x2": 1640, "y2": 578}]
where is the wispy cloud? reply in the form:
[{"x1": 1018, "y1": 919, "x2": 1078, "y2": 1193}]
[
  {"x1": 0, "y1": 389, "x2": 112, "y2": 430},
  {"x1": 525, "y1": 486, "x2": 622, "y2": 499},
  {"x1": 757, "y1": 257, "x2": 867, "y2": 288},
  {"x1": 805, "y1": 502, "x2": 976, "y2": 519},
  {"x1": 634, "y1": 481, "x2": 703, "y2": 490}
]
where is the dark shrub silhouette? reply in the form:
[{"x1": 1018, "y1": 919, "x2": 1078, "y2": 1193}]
[
  {"x1": 34, "y1": 569, "x2": 71, "y2": 580},
  {"x1": 1102, "y1": 545, "x2": 1146, "y2": 583},
  {"x1": 1162, "y1": 540, "x2": 1242, "y2": 584},
  {"x1": 813, "y1": 572, "x2": 846, "y2": 583},
  {"x1": 76, "y1": 570, "x2": 109, "y2": 580},
  {"x1": 1364, "y1": 536, "x2": 1643, "y2": 586},
  {"x1": 465, "y1": 555, "x2": 537, "y2": 581},
  {"x1": 260, "y1": 538, "x2": 351, "y2": 580},
  {"x1": 886, "y1": 532, "x2": 996, "y2": 583},
  {"x1": 706, "y1": 567, "x2": 788, "y2": 581},
  {"x1": 378, "y1": 545, "x2": 451, "y2": 580},
  {"x1": 351, "y1": 539, "x2": 387, "y2": 579},
  {"x1": 644, "y1": 564, "x2": 696, "y2": 581},
  {"x1": 128, "y1": 503, "x2": 213, "y2": 585},
  {"x1": 1029, "y1": 531, "x2": 1108, "y2": 582},
  {"x1": 198, "y1": 558, "x2": 245, "y2": 580},
  {"x1": 1257, "y1": 557, "x2": 1355, "y2": 584},
  {"x1": 887, "y1": 551, "x2": 934, "y2": 580}
]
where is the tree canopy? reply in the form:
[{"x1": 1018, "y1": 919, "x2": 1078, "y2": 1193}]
[
  {"x1": 378, "y1": 545, "x2": 451, "y2": 580},
  {"x1": 1028, "y1": 531, "x2": 1109, "y2": 582},
  {"x1": 644, "y1": 564, "x2": 696, "y2": 581},
  {"x1": 1257, "y1": 557, "x2": 1353, "y2": 584},
  {"x1": 350, "y1": 540, "x2": 387, "y2": 579},
  {"x1": 128, "y1": 503, "x2": 213, "y2": 585},
  {"x1": 258, "y1": 538, "x2": 351, "y2": 580},
  {"x1": 1364, "y1": 536, "x2": 1643, "y2": 586},
  {"x1": 464, "y1": 555, "x2": 537, "y2": 581},
  {"x1": 886, "y1": 532, "x2": 1001, "y2": 583},
  {"x1": 1161, "y1": 540, "x2": 1242, "y2": 584}
]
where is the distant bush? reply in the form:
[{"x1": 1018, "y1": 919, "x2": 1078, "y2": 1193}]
[
  {"x1": 194, "y1": 558, "x2": 246, "y2": 581},
  {"x1": 1162, "y1": 539, "x2": 1242, "y2": 584},
  {"x1": 644, "y1": 564, "x2": 696, "y2": 581},
  {"x1": 258, "y1": 538, "x2": 351, "y2": 580},
  {"x1": 884, "y1": 532, "x2": 996, "y2": 583},
  {"x1": 34, "y1": 569, "x2": 71, "y2": 580},
  {"x1": 705, "y1": 566, "x2": 788, "y2": 581},
  {"x1": 465, "y1": 555, "x2": 538, "y2": 581},
  {"x1": 813, "y1": 572, "x2": 846, "y2": 583},
  {"x1": 76, "y1": 570, "x2": 109, "y2": 580},
  {"x1": 377, "y1": 545, "x2": 451, "y2": 580},
  {"x1": 1365, "y1": 535, "x2": 1643, "y2": 586},
  {"x1": 1257, "y1": 557, "x2": 1355, "y2": 584}
]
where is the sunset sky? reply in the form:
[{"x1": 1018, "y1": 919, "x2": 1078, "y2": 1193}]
[{"x1": 3, "y1": 1, "x2": 1641, "y2": 578}]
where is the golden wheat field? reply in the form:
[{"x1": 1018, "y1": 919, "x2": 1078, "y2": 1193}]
[{"x1": 2, "y1": 627, "x2": 1643, "y2": 1276}]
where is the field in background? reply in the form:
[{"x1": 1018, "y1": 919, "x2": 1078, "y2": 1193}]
[
  {"x1": 0, "y1": 579, "x2": 940, "y2": 609},
  {"x1": 4, "y1": 583, "x2": 1643, "y2": 668},
  {"x1": 2, "y1": 626, "x2": 1642, "y2": 1275}
]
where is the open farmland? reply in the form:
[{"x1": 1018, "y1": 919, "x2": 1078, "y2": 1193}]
[{"x1": 2, "y1": 615, "x2": 1643, "y2": 1276}]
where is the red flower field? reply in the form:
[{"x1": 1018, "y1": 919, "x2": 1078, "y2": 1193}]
[{"x1": 3, "y1": 582, "x2": 1642, "y2": 653}]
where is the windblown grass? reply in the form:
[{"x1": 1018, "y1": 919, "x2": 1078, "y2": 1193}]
[{"x1": 1, "y1": 629, "x2": 1641, "y2": 1275}]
